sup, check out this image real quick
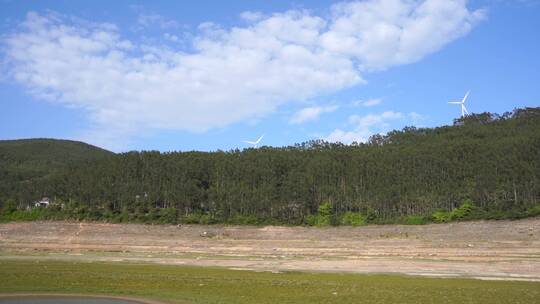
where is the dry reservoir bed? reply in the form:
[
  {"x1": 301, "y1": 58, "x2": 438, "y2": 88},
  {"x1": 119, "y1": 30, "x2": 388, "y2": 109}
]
[{"x1": 0, "y1": 219, "x2": 539, "y2": 281}]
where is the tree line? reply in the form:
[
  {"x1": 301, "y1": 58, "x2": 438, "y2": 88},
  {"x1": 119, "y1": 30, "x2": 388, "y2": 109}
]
[{"x1": 1, "y1": 108, "x2": 539, "y2": 225}]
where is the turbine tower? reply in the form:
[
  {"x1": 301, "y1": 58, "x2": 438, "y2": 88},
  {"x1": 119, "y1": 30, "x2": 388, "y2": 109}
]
[
  {"x1": 243, "y1": 134, "x2": 265, "y2": 148},
  {"x1": 448, "y1": 91, "x2": 470, "y2": 118}
]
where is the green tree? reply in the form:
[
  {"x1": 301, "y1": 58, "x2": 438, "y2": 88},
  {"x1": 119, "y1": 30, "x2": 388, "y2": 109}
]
[
  {"x1": 316, "y1": 202, "x2": 334, "y2": 226},
  {"x1": 1, "y1": 199, "x2": 18, "y2": 215}
]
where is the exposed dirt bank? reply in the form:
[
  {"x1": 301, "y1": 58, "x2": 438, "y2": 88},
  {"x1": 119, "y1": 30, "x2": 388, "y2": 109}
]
[{"x1": 1, "y1": 219, "x2": 539, "y2": 281}]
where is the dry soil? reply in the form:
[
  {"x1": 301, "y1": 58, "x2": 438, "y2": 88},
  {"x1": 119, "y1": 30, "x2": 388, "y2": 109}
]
[{"x1": 1, "y1": 219, "x2": 539, "y2": 281}]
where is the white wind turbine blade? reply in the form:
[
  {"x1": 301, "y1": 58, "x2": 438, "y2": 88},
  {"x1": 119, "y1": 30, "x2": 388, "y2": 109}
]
[
  {"x1": 448, "y1": 101, "x2": 462, "y2": 104},
  {"x1": 244, "y1": 134, "x2": 265, "y2": 148},
  {"x1": 462, "y1": 104, "x2": 469, "y2": 115},
  {"x1": 255, "y1": 134, "x2": 265, "y2": 144},
  {"x1": 462, "y1": 91, "x2": 470, "y2": 104}
]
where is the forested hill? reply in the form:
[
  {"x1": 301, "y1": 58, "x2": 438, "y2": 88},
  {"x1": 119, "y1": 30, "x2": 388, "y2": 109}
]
[
  {"x1": 1, "y1": 108, "x2": 539, "y2": 225},
  {"x1": 0, "y1": 138, "x2": 113, "y2": 163},
  {"x1": 0, "y1": 138, "x2": 113, "y2": 194}
]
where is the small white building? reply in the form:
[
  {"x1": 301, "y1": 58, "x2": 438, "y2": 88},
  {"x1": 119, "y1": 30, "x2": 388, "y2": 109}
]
[{"x1": 34, "y1": 197, "x2": 50, "y2": 207}]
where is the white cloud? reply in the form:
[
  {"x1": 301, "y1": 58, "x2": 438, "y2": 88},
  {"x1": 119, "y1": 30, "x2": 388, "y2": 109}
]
[
  {"x1": 325, "y1": 111, "x2": 404, "y2": 143},
  {"x1": 137, "y1": 13, "x2": 180, "y2": 29},
  {"x1": 290, "y1": 105, "x2": 338, "y2": 124},
  {"x1": 163, "y1": 33, "x2": 179, "y2": 42},
  {"x1": 322, "y1": 0, "x2": 486, "y2": 70},
  {"x1": 352, "y1": 98, "x2": 382, "y2": 107},
  {"x1": 349, "y1": 111, "x2": 404, "y2": 126},
  {"x1": 240, "y1": 11, "x2": 265, "y2": 22},
  {"x1": 3, "y1": 1, "x2": 485, "y2": 149},
  {"x1": 408, "y1": 111, "x2": 425, "y2": 123},
  {"x1": 325, "y1": 129, "x2": 368, "y2": 144}
]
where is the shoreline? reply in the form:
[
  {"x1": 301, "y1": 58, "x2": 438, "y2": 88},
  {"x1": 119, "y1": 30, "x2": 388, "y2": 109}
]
[
  {"x1": 1, "y1": 261, "x2": 538, "y2": 304},
  {"x1": 1, "y1": 255, "x2": 539, "y2": 282},
  {"x1": 1, "y1": 219, "x2": 538, "y2": 283},
  {"x1": 0, "y1": 293, "x2": 169, "y2": 304}
]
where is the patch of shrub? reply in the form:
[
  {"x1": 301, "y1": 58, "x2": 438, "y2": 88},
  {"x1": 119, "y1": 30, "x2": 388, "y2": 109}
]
[
  {"x1": 431, "y1": 210, "x2": 451, "y2": 223},
  {"x1": 339, "y1": 212, "x2": 366, "y2": 226},
  {"x1": 317, "y1": 202, "x2": 333, "y2": 226},
  {"x1": 403, "y1": 215, "x2": 428, "y2": 225},
  {"x1": 527, "y1": 204, "x2": 540, "y2": 217},
  {"x1": 304, "y1": 203, "x2": 336, "y2": 226},
  {"x1": 1, "y1": 199, "x2": 18, "y2": 215},
  {"x1": 365, "y1": 207, "x2": 379, "y2": 223},
  {"x1": 482, "y1": 207, "x2": 530, "y2": 220},
  {"x1": 4, "y1": 209, "x2": 44, "y2": 221},
  {"x1": 182, "y1": 213, "x2": 203, "y2": 224},
  {"x1": 227, "y1": 214, "x2": 260, "y2": 225},
  {"x1": 305, "y1": 214, "x2": 318, "y2": 226},
  {"x1": 159, "y1": 208, "x2": 178, "y2": 224},
  {"x1": 451, "y1": 200, "x2": 474, "y2": 220}
]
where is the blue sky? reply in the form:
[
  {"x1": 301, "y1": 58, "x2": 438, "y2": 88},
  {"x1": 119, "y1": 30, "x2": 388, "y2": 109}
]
[{"x1": 1, "y1": 0, "x2": 539, "y2": 152}]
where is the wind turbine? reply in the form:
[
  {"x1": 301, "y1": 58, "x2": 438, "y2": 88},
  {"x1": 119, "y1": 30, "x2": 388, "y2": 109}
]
[
  {"x1": 243, "y1": 134, "x2": 265, "y2": 148},
  {"x1": 448, "y1": 91, "x2": 470, "y2": 118}
]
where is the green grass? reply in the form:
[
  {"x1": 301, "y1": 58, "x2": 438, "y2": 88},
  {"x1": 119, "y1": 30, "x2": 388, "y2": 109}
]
[{"x1": 0, "y1": 260, "x2": 539, "y2": 304}]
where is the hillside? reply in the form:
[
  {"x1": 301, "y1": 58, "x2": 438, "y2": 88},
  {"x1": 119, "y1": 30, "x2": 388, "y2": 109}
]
[
  {"x1": 1, "y1": 108, "x2": 539, "y2": 225},
  {"x1": 0, "y1": 138, "x2": 113, "y2": 204},
  {"x1": 0, "y1": 138, "x2": 112, "y2": 163}
]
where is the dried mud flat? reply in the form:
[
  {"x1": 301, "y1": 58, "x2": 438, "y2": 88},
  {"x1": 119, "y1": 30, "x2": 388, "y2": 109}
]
[{"x1": 1, "y1": 219, "x2": 539, "y2": 281}]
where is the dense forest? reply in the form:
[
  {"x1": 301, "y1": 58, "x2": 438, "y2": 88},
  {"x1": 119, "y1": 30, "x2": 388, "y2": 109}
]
[{"x1": 1, "y1": 108, "x2": 540, "y2": 225}]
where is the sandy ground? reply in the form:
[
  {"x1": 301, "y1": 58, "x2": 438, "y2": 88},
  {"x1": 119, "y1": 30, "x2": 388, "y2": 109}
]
[{"x1": 0, "y1": 219, "x2": 539, "y2": 281}]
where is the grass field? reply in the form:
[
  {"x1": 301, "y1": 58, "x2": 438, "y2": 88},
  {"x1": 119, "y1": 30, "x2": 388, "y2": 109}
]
[{"x1": 0, "y1": 261, "x2": 539, "y2": 304}]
